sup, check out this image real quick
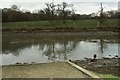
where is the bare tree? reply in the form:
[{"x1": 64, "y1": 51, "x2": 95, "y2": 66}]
[
  {"x1": 71, "y1": 5, "x2": 76, "y2": 27},
  {"x1": 44, "y1": 1, "x2": 56, "y2": 25},
  {"x1": 59, "y1": 2, "x2": 72, "y2": 24},
  {"x1": 97, "y1": 3, "x2": 106, "y2": 27},
  {"x1": 99, "y1": 3, "x2": 104, "y2": 24},
  {"x1": 11, "y1": 5, "x2": 20, "y2": 11}
]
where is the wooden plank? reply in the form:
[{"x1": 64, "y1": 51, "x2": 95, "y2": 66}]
[{"x1": 66, "y1": 60, "x2": 100, "y2": 78}]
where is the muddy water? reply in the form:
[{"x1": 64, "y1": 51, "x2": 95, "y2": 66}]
[{"x1": 1, "y1": 32, "x2": 119, "y2": 65}]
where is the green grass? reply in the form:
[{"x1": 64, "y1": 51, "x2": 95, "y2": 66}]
[
  {"x1": 2, "y1": 19, "x2": 118, "y2": 30},
  {"x1": 99, "y1": 74, "x2": 120, "y2": 80},
  {"x1": 99, "y1": 74, "x2": 119, "y2": 78},
  {"x1": 86, "y1": 69, "x2": 120, "y2": 79},
  {"x1": 95, "y1": 72, "x2": 120, "y2": 80}
]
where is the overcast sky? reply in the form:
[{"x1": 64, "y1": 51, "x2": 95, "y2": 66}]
[{"x1": 0, "y1": 0, "x2": 119, "y2": 14}]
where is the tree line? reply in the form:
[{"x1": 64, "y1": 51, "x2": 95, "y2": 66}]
[{"x1": 2, "y1": 2, "x2": 120, "y2": 23}]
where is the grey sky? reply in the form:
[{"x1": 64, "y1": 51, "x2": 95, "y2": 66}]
[{"x1": 0, "y1": 0, "x2": 119, "y2": 14}]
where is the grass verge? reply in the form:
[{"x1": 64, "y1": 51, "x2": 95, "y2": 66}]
[{"x1": 2, "y1": 19, "x2": 118, "y2": 30}]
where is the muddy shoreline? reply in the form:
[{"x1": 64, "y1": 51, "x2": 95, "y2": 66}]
[
  {"x1": 2, "y1": 58, "x2": 120, "y2": 77},
  {"x1": 72, "y1": 58, "x2": 120, "y2": 77},
  {"x1": 2, "y1": 30, "x2": 118, "y2": 36},
  {"x1": 2, "y1": 26, "x2": 119, "y2": 33}
]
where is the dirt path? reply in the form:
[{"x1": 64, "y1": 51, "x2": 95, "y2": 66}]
[{"x1": 2, "y1": 62, "x2": 90, "y2": 78}]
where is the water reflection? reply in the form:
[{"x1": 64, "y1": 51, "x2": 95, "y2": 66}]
[
  {"x1": 41, "y1": 41, "x2": 78, "y2": 61},
  {"x1": 1, "y1": 33, "x2": 119, "y2": 65}
]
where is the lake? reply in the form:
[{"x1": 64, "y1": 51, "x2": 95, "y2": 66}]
[{"x1": 1, "y1": 32, "x2": 119, "y2": 65}]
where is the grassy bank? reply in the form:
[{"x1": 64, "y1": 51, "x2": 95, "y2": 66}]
[
  {"x1": 99, "y1": 74, "x2": 119, "y2": 78},
  {"x1": 2, "y1": 19, "x2": 118, "y2": 31}
]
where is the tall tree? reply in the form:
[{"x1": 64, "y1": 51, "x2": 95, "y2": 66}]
[
  {"x1": 44, "y1": 1, "x2": 56, "y2": 25},
  {"x1": 59, "y1": 2, "x2": 72, "y2": 24},
  {"x1": 11, "y1": 5, "x2": 20, "y2": 11},
  {"x1": 99, "y1": 3, "x2": 104, "y2": 25},
  {"x1": 71, "y1": 5, "x2": 76, "y2": 27},
  {"x1": 97, "y1": 3, "x2": 106, "y2": 27}
]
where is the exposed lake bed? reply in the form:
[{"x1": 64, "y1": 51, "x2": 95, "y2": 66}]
[{"x1": 73, "y1": 58, "x2": 119, "y2": 77}]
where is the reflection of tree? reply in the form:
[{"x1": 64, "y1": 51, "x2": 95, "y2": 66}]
[
  {"x1": 42, "y1": 41, "x2": 78, "y2": 61},
  {"x1": 97, "y1": 39, "x2": 108, "y2": 58},
  {"x1": 2, "y1": 34, "x2": 79, "y2": 58},
  {"x1": 2, "y1": 42, "x2": 34, "y2": 56},
  {"x1": 100, "y1": 39, "x2": 104, "y2": 54},
  {"x1": 2, "y1": 33, "x2": 79, "y2": 60},
  {"x1": 63, "y1": 42, "x2": 67, "y2": 60},
  {"x1": 43, "y1": 43, "x2": 56, "y2": 61},
  {"x1": 3, "y1": 33, "x2": 116, "y2": 59}
]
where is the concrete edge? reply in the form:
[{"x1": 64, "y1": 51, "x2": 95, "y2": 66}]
[{"x1": 66, "y1": 60, "x2": 101, "y2": 78}]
